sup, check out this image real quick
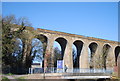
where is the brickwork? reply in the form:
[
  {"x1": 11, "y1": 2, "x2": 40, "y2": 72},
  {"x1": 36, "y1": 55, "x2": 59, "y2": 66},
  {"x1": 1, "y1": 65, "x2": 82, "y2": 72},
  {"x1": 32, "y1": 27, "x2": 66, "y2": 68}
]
[{"x1": 24, "y1": 27, "x2": 120, "y2": 72}]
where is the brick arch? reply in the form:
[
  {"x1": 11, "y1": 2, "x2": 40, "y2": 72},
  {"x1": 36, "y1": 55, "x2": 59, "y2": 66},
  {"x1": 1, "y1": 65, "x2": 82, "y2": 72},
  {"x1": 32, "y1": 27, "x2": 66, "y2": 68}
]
[
  {"x1": 54, "y1": 37, "x2": 67, "y2": 59},
  {"x1": 103, "y1": 43, "x2": 112, "y2": 47},
  {"x1": 34, "y1": 34, "x2": 48, "y2": 44},
  {"x1": 72, "y1": 40, "x2": 84, "y2": 68},
  {"x1": 88, "y1": 41, "x2": 99, "y2": 46},
  {"x1": 102, "y1": 44, "x2": 111, "y2": 69},
  {"x1": 88, "y1": 42, "x2": 98, "y2": 69},
  {"x1": 31, "y1": 34, "x2": 48, "y2": 68},
  {"x1": 33, "y1": 34, "x2": 48, "y2": 55},
  {"x1": 115, "y1": 46, "x2": 120, "y2": 66}
]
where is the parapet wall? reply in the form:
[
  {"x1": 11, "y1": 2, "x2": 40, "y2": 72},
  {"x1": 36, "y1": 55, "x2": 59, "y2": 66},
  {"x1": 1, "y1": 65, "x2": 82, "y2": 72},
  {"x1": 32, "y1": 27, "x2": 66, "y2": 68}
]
[{"x1": 34, "y1": 27, "x2": 119, "y2": 44}]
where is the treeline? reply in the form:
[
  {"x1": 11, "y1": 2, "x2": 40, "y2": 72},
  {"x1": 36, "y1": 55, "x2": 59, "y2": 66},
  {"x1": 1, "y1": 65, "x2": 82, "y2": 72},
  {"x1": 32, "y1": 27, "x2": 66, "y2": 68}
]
[
  {"x1": 2, "y1": 15, "x2": 40, "y2": 74},
  {"x1": 2, "y1": 15, "x2": 65, "y2": 74}
]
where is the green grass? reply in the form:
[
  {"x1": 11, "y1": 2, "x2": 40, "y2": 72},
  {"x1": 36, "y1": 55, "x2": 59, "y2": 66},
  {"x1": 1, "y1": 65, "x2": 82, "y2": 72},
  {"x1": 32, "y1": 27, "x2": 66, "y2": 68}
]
[
  {"x1": 2, "y1": 76, "x2": 10, "y2": 81},
  {"x1": 6, "y1": 73, "x2": 13, "y2": 75},
  {"x1": 15, "y1": 77, "x2": 26, "y2": 81}
]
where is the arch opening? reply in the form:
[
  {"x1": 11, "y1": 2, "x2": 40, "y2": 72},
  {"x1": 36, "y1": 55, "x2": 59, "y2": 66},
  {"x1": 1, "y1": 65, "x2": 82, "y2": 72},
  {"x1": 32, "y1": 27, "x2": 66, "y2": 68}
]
[
  {"x1": 72, "y1": 40, "x2": 83, "y2": 68},
  {"x1": 88, "y1": 42, "x2": 98, "y2": 69},
  {"x1": 115, "y1": 46, "x2": 120, "y2": 66},
  {"x1": 102, "y1": 44, "x2": 111, "y2": 69},
  {"x1": 31, "y1": 34, "x2": 48, "y2": 68},
  {"x1": 53, "y1": 37, "x2": 67, "y2": 68},
  {"x1": 31, "y1": 38, "x2": 43, "y2": 64}
]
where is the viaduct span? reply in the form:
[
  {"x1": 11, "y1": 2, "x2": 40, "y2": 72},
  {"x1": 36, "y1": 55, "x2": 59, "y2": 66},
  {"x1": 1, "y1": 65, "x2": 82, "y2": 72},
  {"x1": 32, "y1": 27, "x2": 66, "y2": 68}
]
[{"x1": 24, "y1": 27, "x2": 120, "y2": 72}]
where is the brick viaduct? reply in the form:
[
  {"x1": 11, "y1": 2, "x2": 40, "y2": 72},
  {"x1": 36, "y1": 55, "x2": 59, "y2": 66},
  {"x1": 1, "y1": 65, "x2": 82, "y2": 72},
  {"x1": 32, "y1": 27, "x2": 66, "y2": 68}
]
[{"x1": 24, "y1": 27, "x2": 120, "y2": 72}]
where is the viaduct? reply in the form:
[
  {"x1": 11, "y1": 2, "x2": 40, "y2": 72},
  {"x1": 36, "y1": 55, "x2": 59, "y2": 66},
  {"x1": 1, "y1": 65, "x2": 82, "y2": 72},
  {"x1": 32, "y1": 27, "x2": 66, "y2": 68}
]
[{"x1": 23, "y1": 27, "x2": 120, "y2": 72}]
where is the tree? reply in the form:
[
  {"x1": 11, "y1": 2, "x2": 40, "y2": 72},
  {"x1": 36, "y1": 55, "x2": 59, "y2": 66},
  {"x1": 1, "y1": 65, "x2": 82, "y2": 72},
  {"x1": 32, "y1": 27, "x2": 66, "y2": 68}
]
[
  {"x1": 30, "y1": 38, "x2": 44, "y2": 66},
  {"x1": 53, "y1": 47, "x2": 62, "y2": 67},
  {"x1": 2, "y1": 15, "x2": 32, "y2": 74}
]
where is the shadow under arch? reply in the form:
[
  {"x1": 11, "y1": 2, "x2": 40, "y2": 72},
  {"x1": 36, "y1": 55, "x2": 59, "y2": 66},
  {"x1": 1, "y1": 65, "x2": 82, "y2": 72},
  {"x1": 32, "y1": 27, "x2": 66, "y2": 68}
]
[
  {"x1": 88, "y1": 42, "x2": 98, "y2": 69},
  {"x1": 72, "y1": 40, "x2": 84, "y2": 68},
  {"x1": 102, "y1": 44, "x2": 111, "y2": 69},
  {"x1": 35, "y1": 34, "x2": 48, "y2": 46},
  {"x1": 54, "y1": 37, "x2": 67, "y2": 60},
  {"x1": 115, "y1": 46, "x2": 120, "y2": 66}
]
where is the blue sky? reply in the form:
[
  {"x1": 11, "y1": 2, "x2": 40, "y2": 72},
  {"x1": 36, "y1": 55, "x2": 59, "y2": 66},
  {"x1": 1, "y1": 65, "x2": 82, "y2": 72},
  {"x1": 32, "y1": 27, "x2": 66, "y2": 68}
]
[{"x1": 2, "y1": 2, "x2": 118, "y2": 41}]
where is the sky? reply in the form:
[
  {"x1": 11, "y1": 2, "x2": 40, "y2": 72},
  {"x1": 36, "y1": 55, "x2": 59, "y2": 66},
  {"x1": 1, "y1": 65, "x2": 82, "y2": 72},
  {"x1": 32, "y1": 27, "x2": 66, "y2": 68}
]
[
  {"x1": 2, "y1": 2, "x2": 118, "y2": 41},
  {"x1": 2, "y1": 0, "x2": 119, "y2": 2}
]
